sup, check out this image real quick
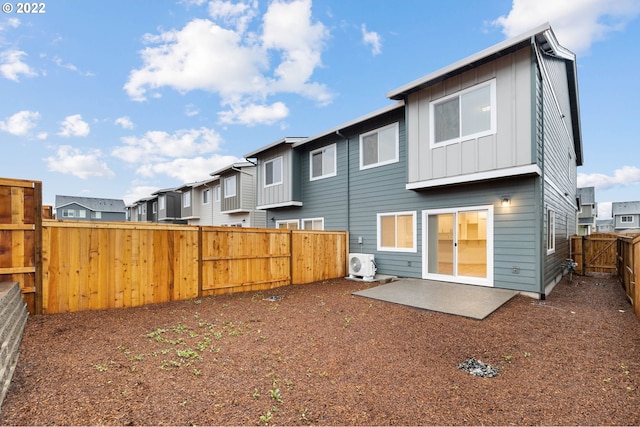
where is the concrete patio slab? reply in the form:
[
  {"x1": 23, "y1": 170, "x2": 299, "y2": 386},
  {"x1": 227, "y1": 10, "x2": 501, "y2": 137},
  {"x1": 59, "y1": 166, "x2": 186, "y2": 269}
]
[{"x1": 352, "y1": 278, "x2": 518, "y2": 320}]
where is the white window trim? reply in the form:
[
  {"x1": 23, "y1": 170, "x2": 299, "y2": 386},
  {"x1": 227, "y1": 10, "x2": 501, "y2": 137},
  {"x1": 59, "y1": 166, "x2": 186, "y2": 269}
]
[
  {"x1": 621, "y1": 215, "x2": 633, "y2": 223},
  {"x1": 359, "y1": 122, "x2": 400, "y2": 170},
  {"x1": 202, "y1": 188, "x2": 210, "y2": 205},
  {"x1": 276, "y1": 219, "x2": 300, "y2": 229},
  {"x1": 429, "y1": 79, "x2": 497, "y2": 148},
  {"x1": 224, "y1": 176, "x2": 237, "y2": 198},
  {"x1": 183, "y1": 191, "x2": 191, "y2": 208},
  {"x1": 309, "y1": 143, "x2": 337, "y2": 181},
  {"x1": 158, "y1": 195, "x2": 165, "y2": 211},
  {"x1": 152, "y1": 201, "x2": 157, "y2": 214},
  {"x1": 547, "y1": 208, "x2": 556, "y2": 255},
  {"x1": 264, "y1": 156, "x2": 283, "y2": 188},
  {"x1": 214, "y1": 185, "x2": 220, "y2": 202},
  {"x1": 377, "y1": 211, "x2": 417, "y2": 253},
  {"x1": 302, "y1": 217, "x2": 325, "y2": 230}
]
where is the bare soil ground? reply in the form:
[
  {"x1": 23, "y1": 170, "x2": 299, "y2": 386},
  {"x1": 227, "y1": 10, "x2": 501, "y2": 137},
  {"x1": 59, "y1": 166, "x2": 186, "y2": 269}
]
[{"x1": 1, "y1": 274, "x2": 639, "y2": 426}]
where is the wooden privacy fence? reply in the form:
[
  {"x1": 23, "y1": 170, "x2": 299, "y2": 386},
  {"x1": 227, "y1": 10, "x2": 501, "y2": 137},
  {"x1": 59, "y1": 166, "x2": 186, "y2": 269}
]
[
  {"x1": 570, "y1": 233, "x2": 617, "y2": 276},
  {"x1": 39, "y1": 220, "x2": 348, "y2": 314},
  {"x1": 617, "y1": 234, "x2": 640, "y2": 320}
]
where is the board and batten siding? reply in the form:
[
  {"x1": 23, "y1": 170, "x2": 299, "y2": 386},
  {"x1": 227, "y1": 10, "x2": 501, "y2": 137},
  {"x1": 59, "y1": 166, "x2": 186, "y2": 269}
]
[
  {"x1": 406, "y1": 47, "x2": 534, "y2": 184},
  {"x1": 256, "y1": 146, "x2": 299, "y2": 208}
]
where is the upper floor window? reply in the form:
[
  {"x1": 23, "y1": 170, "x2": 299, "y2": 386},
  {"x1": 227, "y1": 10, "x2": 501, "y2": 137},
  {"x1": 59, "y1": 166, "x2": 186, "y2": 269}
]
[
  {"x1": 360, "y1": 123, "x2": 399, "y2": 170},
  {"x1": 202, "y1": 188, "x2": 210, "y2": 205},
  {"x1": 183, "y1": 191, "x2": 191, "y2": 208},
  {"x1": 152, "y1": 201, "x2": 157, "y2": 214},
  {"x1": 214, "y1": 185, "x2": 220, "y2": 202},
  {"x1": 158, "y1": 195, "x2": 165, "y2": 210},
  {"x1": 265, "y1": 157, "x2": 283, "y2": 187},
  {"x1": 224, "y1": 175, "x2": 237, "y2": 198},
  {"x1": 430, "y1": 79, "x2": 496, "y2": 147},
  {"x1": 621, "y1": 216, "x2": 633, "y2": 223},
  {"x1": 310, "y1": 144, "x2": 336, "y2": 180}
]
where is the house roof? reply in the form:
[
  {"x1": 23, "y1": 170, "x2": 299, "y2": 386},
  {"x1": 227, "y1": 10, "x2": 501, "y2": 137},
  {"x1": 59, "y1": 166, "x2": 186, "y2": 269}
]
[
  {"x1": 210, "y1": 161, "x2": 255, "y2": 176},
  {"x1": 386, "y1": 22, "x2": 583, "y2": 166},
  {"x1": 175, "y1": 177, "x2": 220, "y2": 192},
  {"x1": 612, "y1": 201, "x2": 640, "y2": 215},
  {"x1": 577, "y1": 187, "x2": 595, "y2": 205},
  {"x1": 244, "y1": 137, "x2": 307, "y2": 158},
  {"x1": 291, "y1": 101, "x2": 405, "y2": 148},
  {"x1": 55, "y1": 195, "x2": 126, "y2": 213}
]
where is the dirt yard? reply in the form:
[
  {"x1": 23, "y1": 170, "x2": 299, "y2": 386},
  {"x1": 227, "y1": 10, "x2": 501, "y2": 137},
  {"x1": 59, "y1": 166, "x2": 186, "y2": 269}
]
[{"x1": 1, "y1": 274, "x2": 639, "y2": 426}]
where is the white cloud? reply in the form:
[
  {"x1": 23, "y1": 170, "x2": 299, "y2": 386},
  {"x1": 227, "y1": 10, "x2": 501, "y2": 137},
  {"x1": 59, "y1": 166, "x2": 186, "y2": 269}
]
[
  {"x1": 578, "y1": 165, "x2": 640, "y2": 189},
  {"x1": 218, "y1": 101, "x2": 289, "y2": 125},
  {"x1": 123, "y1": 185, "x2": 161, "y2": 206},
  {"x1": 124, "y1": 0, "x2": 332, "y2": 124},
  {"x1": 361, "y1": 24, "x2": 382, "y2": 55},
  {"x1": 136, "y1": 154, "x2": 242, "y2": 183},
  {"x1": 0, "y1": 49, "x2": 37, "y2": 81},
  {"x1": 0, "y1": 18, "x2": 20, "y2": 31},
  {"x1": 492, "y1": 0, "x2": 640, "y2": 54},
  {"x1": 45, "y1": 145, "x2": 115, "y2": 179},
  {"x1": 0, "y1": 110, "x2": 40, "y2": 136},
  {"x1": 115, "y1": 116, "x2": 134, "y2": 129},
  {"x1": 597, "y1": 201, "x2": 612, "y2": 219},
  {"x1": 112, "y1": 127, "x2": 223, "y2": 163},
  {"x1": 58, "y1": 114, "x2": 90, "y2": 137}
]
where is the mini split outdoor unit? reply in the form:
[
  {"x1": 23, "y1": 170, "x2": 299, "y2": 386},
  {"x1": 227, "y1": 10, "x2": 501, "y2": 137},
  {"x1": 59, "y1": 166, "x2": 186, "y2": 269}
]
[{"x1": 348, "y1": 253, "x2": 376, "y2": 281}]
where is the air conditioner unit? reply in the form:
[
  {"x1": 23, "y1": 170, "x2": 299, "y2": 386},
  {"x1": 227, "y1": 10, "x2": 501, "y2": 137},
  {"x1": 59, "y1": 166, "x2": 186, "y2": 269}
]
[{"x1": 348, "y1": 253, "x2": 376, "y2": 281}]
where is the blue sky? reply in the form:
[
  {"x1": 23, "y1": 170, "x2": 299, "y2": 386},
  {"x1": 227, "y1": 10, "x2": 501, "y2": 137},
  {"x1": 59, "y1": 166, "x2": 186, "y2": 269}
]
[{"x1": 1, "y1": 0, "x2": 639, "y2": 218}]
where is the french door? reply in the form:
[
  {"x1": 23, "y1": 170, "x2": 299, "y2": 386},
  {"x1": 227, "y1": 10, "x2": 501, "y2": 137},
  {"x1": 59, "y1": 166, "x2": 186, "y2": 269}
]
[{"x1": 422, "y1": 206, "x2": 493, "y2": 286}]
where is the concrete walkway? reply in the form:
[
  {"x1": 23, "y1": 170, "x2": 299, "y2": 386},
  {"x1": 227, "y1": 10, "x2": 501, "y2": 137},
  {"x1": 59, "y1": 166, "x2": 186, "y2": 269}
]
[{"x1": 352, "y1": 278, "x2": 518, "y2": 320}]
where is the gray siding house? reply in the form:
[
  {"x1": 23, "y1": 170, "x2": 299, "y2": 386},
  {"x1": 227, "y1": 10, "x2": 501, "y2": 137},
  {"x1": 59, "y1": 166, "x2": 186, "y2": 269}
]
[
  {"x1": 250, "y1": 23, "x2": 582, "y2": 298},
  {"x1": 152, "y1": 188, "x2": 184, "y2": 224},
  {"x1": 209, "y1": 162, "x2": 266, "y2": 227},
  {"x1": 612, "y1": 201, "x2": 640, "y2": 232},
  {"x1": 577, "y1": 187, "x2": 597, "y2": 235},
  {"x1": 176, "y1": 178, "x2": 218, "y2": 226},
  {"x1": 55, "y1": 195, "x2": 126, "y2": 222}
]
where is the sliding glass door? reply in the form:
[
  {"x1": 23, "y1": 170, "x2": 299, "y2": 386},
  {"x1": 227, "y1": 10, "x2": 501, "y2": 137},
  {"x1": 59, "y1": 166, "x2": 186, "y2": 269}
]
[{"x1": 423, "y1": 206, "x2": 493, "y2": 286}]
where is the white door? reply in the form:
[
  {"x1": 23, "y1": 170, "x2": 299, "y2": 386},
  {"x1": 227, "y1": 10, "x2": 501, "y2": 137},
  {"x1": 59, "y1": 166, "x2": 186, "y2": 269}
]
[{"x1": 422, "y1": 205, "x2": 493, "y2": 286}]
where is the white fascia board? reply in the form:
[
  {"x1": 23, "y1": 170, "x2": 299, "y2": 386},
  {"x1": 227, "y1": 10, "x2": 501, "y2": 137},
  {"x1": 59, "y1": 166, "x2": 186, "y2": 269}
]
[
  {"x1": 406, "y1": 164, "x2": 542, "y2": 190},
  {"x1": 257, "y1": 201, "x2": 303, "y2": 210}
]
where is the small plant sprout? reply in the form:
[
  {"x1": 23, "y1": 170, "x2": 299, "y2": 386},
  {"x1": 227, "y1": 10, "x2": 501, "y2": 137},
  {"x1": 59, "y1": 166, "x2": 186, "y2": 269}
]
[
  {"x1": 270, "y1": 380, "x2": 283, "y2": 403},
  {"x1": 193, "y1": 368, "x2": 201, "y2": 376},
  {"x1": 253, "y1": 388, "x2": 261, "y2": 399},
  {"x1": 523, "y1": 352, "x2": 531, "y2": 358},
  {"x1": 94, "y1": 363, "x2": 108, "y2": 372},
  {"x1": 502, "y1": 355, "x2": 513, "y2": 363},
  {"x1": 344, "y1": 316, "x2": 352, "y2": 327},
  {"x1": 259, "y1": 410, "x2": 272, "y2": 425}
]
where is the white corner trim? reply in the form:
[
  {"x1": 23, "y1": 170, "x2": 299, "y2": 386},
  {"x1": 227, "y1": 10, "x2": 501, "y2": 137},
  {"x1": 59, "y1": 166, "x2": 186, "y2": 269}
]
[{"x1": 406, "y1": 164, "x2": 542, "y2": 190}]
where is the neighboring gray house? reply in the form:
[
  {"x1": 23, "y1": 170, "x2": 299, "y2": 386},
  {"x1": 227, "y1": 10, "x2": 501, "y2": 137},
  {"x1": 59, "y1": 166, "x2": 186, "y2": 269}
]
[
  {"x1": 577, "y1": 187, "x2": 597, "y2": 235},
  {"x1": 596, "y1": 219, "x2": 614, "y2": 233},
  {"x1": 612, "y1": 201, "x2": 640, "y2": 232},
  {"x1": 249, "y1": 23, "x2": 582, "y2": 299},
  {"x1": 55, "y1": 195, "x2": 126, "y2": 222},
  {"x1": 152, "y1": 188, "x2": 185, "y2": 224},
  {"x1": 175, "y1": 177, "x2": 219, "y2": 226},
  {"x1": 208, "y1": 162, "x2": 266, "y2": 227}
]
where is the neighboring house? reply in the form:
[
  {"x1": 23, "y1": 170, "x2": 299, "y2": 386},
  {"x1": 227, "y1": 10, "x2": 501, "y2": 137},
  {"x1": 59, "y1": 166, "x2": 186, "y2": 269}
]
[
  {"x1": 152, "y1": 188, "x2": 185, "y2": 224},
  {"x1": 577, "y1": 187, "x2": 597, "y2": 235},
  {"x1": 176, "y1": 177, "x2": 219, "y2": 226},
  {"x1": 249, "y1": 23, "x2": 582, "y2": 298},
  {"x1": 612, "y1": 201, "x2": 640, "y2": 232},
  {"x1": 55, "y1": 195, "x2": 126, "y2": 222},
  {"x1": 207, "y1": 162, "x2": 266, "y2": 227},
  {"x1": 596, "y1": 219, "x2": 614, "y2": 233}
]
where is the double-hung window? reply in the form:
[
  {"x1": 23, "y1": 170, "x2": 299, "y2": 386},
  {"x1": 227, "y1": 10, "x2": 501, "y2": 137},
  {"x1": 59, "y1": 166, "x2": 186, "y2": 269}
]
[
  {"x1": 310, "y1": 144, "x2": 336, "y2": 180},
  {"x1": 377, "y1": 211, "x2": 417, "y2": 252},
  {"x1": 547, "y1": 208, "x2": 555, "y2": 254},
  {"x1": 265, "y1": 157, "x2": 283, "y2": 187},
  {"x1": 158, "y1": 195, "x2": 165, "y2": 211},
  {"x1": 430, "y1": 79, "x2": 496, "y2": 146},
  {"x1": 183, "y1": 191, "x2": 191, "y2": 208},
  {"x1": 224, "y1": 176, "x2": 237, "y2": 198},
  {"x1": 360, "y1": 123, "x2": 399, "y2": 170},
  {"x1": 202, "y1": 188, "x2": 210, "y2": 204}
]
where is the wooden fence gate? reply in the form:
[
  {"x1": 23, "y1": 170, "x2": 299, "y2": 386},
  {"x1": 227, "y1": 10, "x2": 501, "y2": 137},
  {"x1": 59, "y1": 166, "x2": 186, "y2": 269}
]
[
  {"x1": 0, "y1": 178, "x2": 42, "y2": 313},
  {"x1": 570, "y1": 233, "x2": 617, "y2": 276}
]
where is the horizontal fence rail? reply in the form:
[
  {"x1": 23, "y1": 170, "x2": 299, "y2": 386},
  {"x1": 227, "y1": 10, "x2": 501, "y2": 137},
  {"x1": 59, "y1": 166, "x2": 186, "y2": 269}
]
[{"x1": 39, "y1": 220, "x2": 348, "y2": 314}]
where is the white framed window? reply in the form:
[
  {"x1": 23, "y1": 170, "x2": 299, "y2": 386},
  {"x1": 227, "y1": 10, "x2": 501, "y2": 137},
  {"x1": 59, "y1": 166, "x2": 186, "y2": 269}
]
[
  {"x1": 360, "y1": 122, "x2": 399, "y2": 170},
  {"x1": 276, "y1": 219, "x2": 299, "y2": 230},
  {"x1": 302, "y1": 217, "x2": 324, "y2": 230},
  {"x1": 91, "y1": 211, "x2": 102, "y2": 219},
  {"x1": 430, "y1": 79, "x2": 496, "y2": 147},
  {"x1": 152, "y1": 201, "x2": 157, "y2": 214},
  {"x1": 621, "y1": 216, "x2": 633, "y2": 223},
  {"x1": 158, "y1": 195, "x2": 165, "y2": 211},
  {"x1": 141, "y1": 204, "x2": 147, "y2": 214},
  {"x1": 265, "y1": 156, "x2": 283, "y2": 187},
  {"x1": 310, "y1": 144, "x2": 337, "y2": 180},
  {"x1": 214, "y1": 185, "x2": 220, "y2": 202},
  {"x1": 77, "y1": 210, "x2": 86, "y2": 218},
  {"x1": 62, "y1": 209, "x2": 74, "y2": 218},
  {"x1": 183, "y1": 191, "x2": 191, "y2": 208},
  {"x1": 224, "y1": 176, "x2": 237, "y2": 198},
  {"x1": 547, "y1": 208, "x2": 556, "y2": 254},
  {"x1": 377, "y1": 211, "x2": 417, "y2": 252},
  {"x1": 202, "y1": 188, "x2": 210, "y2": 205}
]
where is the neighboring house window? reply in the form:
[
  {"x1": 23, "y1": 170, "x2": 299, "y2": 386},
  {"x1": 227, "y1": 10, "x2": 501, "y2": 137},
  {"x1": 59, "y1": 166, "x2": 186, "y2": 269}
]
[
  {"x1": 547, "y1": 208, "x2": 556, "y2": 254},
  {"x1": 152, "y1": 201, "x2": 157, "y2": 214},
  {"x1": 265, "y1": 157, "x2": 283, "y2": 187},
  {"x1": 430, "y1": 79, "x2": 496, "y2": 146},
  {"x1": 302, "y1": 218, "x2": 324, "y2": 230},
  {"x1": 183, "y1": 191, "x2": 191, "y2": 208},
  {"x1": 159, "y1": 195, "x2": 165, "y2": 211},
  {"x1": 310, "y1": 144, "x2": 337, "y2": 180},
  {"x1": 141, "y1": 204, "x2": 147, "y2": 214},
  {"x1": 214, "y1": 185, "x2": 220, "y2": 202},
  {"x1": 360, "y1": 123, "x2": 399, "y2": 170},
  {"x1": 203, "y1": 188, "x2": 210, "y2": 205},
  {"x1": 377, "y1": 211, "x2": 417, "y2": 252},
  {"x1": 224, "y1": 176, "x2": 237, "y2": 198},
  {"x1": 62, "y1": 209, "x2": 74, "y2": 218},
  {"x1": 91, "y1": 211, "x2": 102, "y2": 219},
  {"x1": 621, "y1": 216, "x2": 633, "y2": 223},
  {"x1": 276, "y1": 220, "x2": 299, "y2": 230}
]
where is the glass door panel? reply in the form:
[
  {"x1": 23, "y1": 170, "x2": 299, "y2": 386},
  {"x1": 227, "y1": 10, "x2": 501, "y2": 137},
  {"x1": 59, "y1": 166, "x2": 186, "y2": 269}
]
[
  {"x1": 427, "y1": 213, "x2": 454, "y2": 275},
  {"x1": 457, "y1": 211, "x2": 487, "y2": 278}
]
